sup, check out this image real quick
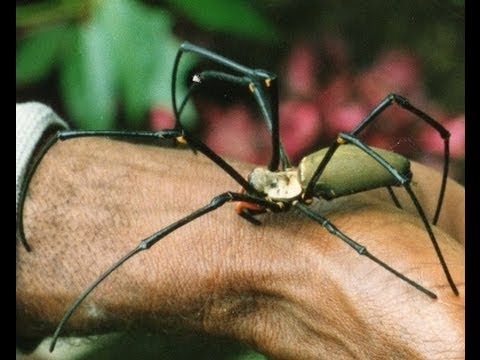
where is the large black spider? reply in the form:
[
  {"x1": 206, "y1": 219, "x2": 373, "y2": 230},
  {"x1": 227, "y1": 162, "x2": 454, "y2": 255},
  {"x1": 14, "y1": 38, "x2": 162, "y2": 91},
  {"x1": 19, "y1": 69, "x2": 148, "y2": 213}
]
[{"x1": 16, "y1": 42, "x2": 457, "y2": 352}]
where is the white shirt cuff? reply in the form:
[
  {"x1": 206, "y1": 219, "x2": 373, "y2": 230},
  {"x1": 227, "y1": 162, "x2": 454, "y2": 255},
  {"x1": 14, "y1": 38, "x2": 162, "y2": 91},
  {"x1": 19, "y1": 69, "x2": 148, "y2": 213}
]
[{"x1": 16, "y1": 102, "x2": 69, "y2": 209}]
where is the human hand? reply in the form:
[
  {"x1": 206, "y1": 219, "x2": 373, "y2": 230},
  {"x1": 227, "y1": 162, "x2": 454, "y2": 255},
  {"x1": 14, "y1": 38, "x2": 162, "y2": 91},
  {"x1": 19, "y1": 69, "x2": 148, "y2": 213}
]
[{"x1": 16, "y1": 137, "x2": 464, "y2": 359}]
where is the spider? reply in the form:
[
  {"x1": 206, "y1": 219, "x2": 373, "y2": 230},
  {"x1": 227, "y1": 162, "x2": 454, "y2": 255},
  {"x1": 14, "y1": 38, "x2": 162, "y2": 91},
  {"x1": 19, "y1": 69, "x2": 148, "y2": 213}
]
[{"x1": 16, "y1": 42, "x2": 458, "y2": 352}]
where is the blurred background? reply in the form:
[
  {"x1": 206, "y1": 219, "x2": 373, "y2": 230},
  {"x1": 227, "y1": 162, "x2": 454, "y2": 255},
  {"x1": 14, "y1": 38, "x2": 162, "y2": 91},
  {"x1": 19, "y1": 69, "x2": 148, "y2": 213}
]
[
  {"x1": 16, "y1": 0, "x2": 465, "y2": 358},
  {"x1": 16, "y1": 0, "x2": 464, "y2": 182}
]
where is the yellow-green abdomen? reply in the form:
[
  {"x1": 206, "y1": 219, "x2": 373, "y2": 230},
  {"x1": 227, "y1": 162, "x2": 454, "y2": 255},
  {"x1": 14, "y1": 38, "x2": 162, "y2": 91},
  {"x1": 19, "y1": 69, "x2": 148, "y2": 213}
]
[{"x1": 298, "y1": 144, "x2": 411, "y2": 200}]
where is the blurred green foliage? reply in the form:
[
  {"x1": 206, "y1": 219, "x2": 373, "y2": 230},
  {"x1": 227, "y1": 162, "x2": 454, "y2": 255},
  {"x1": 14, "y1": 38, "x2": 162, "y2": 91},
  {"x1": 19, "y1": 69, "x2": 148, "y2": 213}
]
[
  {"x1": 16, "y1": 0, "x2": 279, "y2": 129},
  {"x1": 16, "y1": 0, "x2": 463, "y2": 130},
  {"x1": 21, "y1": 332, "x2": 268, "y2": 360}
]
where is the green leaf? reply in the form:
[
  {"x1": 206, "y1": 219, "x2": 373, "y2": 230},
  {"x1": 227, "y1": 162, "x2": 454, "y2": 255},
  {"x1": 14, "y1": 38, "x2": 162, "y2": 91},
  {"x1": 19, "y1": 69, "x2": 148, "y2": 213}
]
[
  {"x1": 449, "y1": 0, "x2": 464, "y2": 6},
  {"x1": 16, "y1": 25, "x2": 66, "y2": 84},
  {"x1": 19, "y1": 0, "x2": 198, "y2": 130},
  {"x1": 96, "y1": 0, "x2": 172, "y2": 126},
  {"x1": 94, "y1": 0, "x2": 196, "y2": 128},
  {"x1": 167, "y1": 0, "x2": 279, "y2": 42},
  {"x1": 59, "y1": 22, "x2": 117, "y2": 130},
  {"x1": 147, "y1": 32, "x2": 197, "y2": 129},
  {"x1": 228, "y1": 351, "x2": 268, "y2": 360},
  {"x1": 16, "y1": 0, "x2": 88, "y2": 29}
]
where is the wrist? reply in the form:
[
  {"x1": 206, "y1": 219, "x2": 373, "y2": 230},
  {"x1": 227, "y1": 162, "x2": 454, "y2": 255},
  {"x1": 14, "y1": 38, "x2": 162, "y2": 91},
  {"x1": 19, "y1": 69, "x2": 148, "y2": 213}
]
[{"x1": 17, "y1": 137, "x2": 239, "y2": 335}]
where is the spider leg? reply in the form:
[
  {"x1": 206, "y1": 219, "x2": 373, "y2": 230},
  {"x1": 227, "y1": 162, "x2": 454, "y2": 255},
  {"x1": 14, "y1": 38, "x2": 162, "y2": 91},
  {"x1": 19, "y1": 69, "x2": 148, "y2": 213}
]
[
  {"x1": 340, "y1": 133, "x2": 458, "y2": 296},
  {"x1": 171, "y1": 42, "x2": 286, "y2": 171},
  {"x1": 186, "y1": 70, "x2": 291, "y2": 169},
  {"x1": 295, "y1": 202, "x2": 437, "y2": 299},
  {"x1": 237, "y1": 208, "x2": 263, "y2": 225},
  {"x1": 386, "y1": 186, "x2": 403, "y2": 209},
  {"x1": 234, "y1": 198, "x2": 270, "y2": 225},
  {"x1": 16, "y1": 128, "x2": 262, "y2": 251},
  {"x1": 350, "y1": 93, "x2": 450, "y2": 225},
  {"x1": 48, "y1": 191, "x2": 282, "y2": 352}
]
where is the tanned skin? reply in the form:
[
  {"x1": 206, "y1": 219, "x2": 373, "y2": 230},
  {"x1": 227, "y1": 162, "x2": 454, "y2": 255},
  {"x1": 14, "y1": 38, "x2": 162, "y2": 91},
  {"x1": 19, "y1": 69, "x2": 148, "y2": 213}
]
[{"x1": 17, "y1": 138, "x2": 464, "y2": 359}]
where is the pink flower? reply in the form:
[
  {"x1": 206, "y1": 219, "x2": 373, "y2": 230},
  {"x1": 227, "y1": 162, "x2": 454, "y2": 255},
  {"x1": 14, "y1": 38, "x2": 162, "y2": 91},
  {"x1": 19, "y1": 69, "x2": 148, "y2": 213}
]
[
  {"x1": 285, "y1": 44, "x2": 318, "y2": 97},
  {"x1": 149, "y1": 42, "x2": 463, "y2": 184},
  {"x1": 418, "y1": 114, "x2": 465, "y2": 158},
  {"x1": 357, "y1": 49, "x2": 423, "y2": 106},
  {"x1": 322, "y1": 102, "x2": 368, "y2": 139},
  {"x1": 279, "y1": 100, "x2": 322, "y2": 162},
  {"x1": 150, "y1": 105, "x2": 175, "y2": 130},
  {"x1": 201, "y1": 104, "x2": 272, "y2": 164}
]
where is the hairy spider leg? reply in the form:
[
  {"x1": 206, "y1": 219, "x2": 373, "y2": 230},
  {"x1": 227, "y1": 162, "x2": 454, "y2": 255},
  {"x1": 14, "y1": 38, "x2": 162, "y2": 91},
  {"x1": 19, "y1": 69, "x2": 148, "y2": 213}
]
[{"x1": 48, "y1": 191, "x2": 283, "y2": 352}]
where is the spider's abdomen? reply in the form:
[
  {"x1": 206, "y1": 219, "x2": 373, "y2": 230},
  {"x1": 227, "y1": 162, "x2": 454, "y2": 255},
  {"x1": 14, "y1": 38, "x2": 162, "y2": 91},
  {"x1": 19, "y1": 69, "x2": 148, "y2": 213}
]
[{"x1": 299, "y1": 144, "x2": 411, "y2": 200}]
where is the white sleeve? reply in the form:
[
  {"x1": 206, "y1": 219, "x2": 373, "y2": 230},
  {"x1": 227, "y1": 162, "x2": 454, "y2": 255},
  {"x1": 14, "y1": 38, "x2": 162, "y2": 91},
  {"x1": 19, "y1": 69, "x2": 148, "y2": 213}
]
[{"x1": 16, "y1": 102, "x2": 69, "y2": 210}]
